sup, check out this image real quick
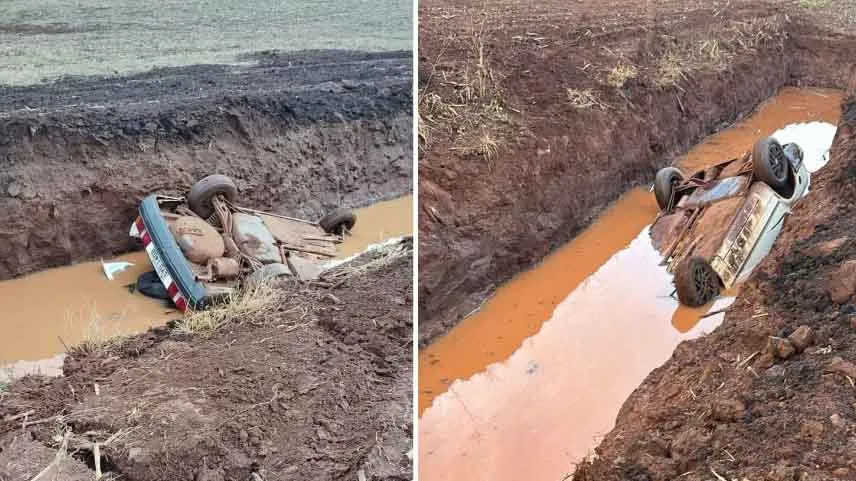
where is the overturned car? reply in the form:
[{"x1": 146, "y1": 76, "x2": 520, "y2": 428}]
[
  {"x1": 130, "y1": 174, "x2": 355, "y2": 310},
  {"x1": 652, "y1": 136, "x2": 809, "y2": 307}
]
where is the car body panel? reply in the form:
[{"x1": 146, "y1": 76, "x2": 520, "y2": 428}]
[{"x1": 708, "y1": 157, "x2": 809, "y2": 288}]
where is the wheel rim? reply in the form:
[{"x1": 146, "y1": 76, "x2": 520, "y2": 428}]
[
  {"x1": 767, "y1": 143, "x2": 787, "y2": 181},
  {"x1": 692, "y1": 262, "x2": 717, "y2": 302}
]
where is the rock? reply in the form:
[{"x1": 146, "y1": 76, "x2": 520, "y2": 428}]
[
  {"x1": 800, "y1": 420, "x2": 824, "y2": 439},
  {"x1": 850, "y1": 315, "x2": 856, "y2": 330},
  {"x1": 6, "y1": 181, "x2": 22, "y2": 197},
  {"x1": 815, "y1": 237, "x2": 849, "y2": 256},
  {"x1": 827, "y1": 260, "x2": 856, "y2": 304},
  {"x1": 766, "y1": 365, "x2": 786, "y2": 377},
  {"x1": 832, "y1": 468, "x2": 850, "y2": 478},
  {"x1": 788, "y1": 325, "x2": 814, "y2": 352},
  {"x1": 757, "y1": 353, "x2": 776, "y2": 369},
  {"x1": 830, "y1": 413, "x2": 844, "y2": 427},
  {"x1": 712, "y1": 398, "x2": 746, "y2": 422},
  {"x1": 775, "y1": 338, "x2": 796, "y2": 359},
  {"x1": 826, "y1": 357, "x2": 856, "y2": 378}
]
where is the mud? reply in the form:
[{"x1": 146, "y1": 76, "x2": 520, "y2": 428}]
[
  {"x1": 0, "y1": 195, "x2": 412, "y2": 366},
  {"x1": 0, "y1": 49, "x2": 412, "y2": 280},
  {"x1": 418, "y1": 0, "x2": 856, "y2": 343},
  {"x1": 572, "y1": 93, "x2": 856, "y2": 481},
  {"x1": 0, "y1": 242, "x2": 413, "y2": 481}
]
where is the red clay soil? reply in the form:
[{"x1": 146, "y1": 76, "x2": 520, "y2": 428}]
[
  {"x1": 417, "y1": 0, "x2": 856, "y2": 344},
  {"x1": 573, "y1": 96, "x2": 856, "y2": 480},
  {"x1": 0, "y1": 241, "x2": 413, "y2": 481}
]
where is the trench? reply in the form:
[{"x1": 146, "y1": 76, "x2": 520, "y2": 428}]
[
  {"x1": 0, "y1": 195, "x2": 412, "y2": 379},
  {"x1": 418, "y1": 87, "x2": 843, "y2": 481}
]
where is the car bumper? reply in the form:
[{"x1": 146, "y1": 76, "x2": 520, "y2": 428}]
[{"x1": 129, "y1": 195, "x2": 209, "y2": 311}]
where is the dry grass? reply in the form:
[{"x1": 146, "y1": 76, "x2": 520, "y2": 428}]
[
  {"x1": 323, "y1": 239, "x2": 411, "y2": 282},
  {"x1": 654, "y1": 17, "x2": 783, "y2": 89},
  {"x1": 419, "y1": 8, "x2": 513, "y2": 162},
  {"x1": 606, "y1": 63, "x2": 638, "y2": 88},
  {"x1": 70, "y1": 304, "x2": 125, "y2": 355},
  {"x1": 176, "y1": 280, "x2": 283, "y2": 333},
  {"x1": 799, "y1": 0, "x2": 830, "y2": 8},
  {"x1": 566, "y1": 88, "x2": 610, "y2": 110}
]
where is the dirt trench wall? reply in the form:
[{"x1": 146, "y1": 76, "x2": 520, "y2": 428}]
[{"x1": 0, "y1": 104, "x2": 411, "y2": 280}]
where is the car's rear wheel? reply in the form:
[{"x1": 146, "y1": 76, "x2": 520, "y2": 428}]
[
  {"x1": 752, "y1": 137, "x2": 794, "y2": 197},
  {"x1": 188, "y1": 174, "x2": 238, "y2": 219},
  {"x1": 319, "y1": 208, "x2": 356, "y2": 234},
  {"x1": 674, "y1": 256, "x2": 721, "y2": 307},
  {"x1": 654, "y1": 167, "x2": 685, "y2": 211}
]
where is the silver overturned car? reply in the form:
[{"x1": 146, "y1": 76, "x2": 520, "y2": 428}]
[
  {"x1": 130, "y1": 174, "x2": 355, "y2": 310},
  {"x1": 652, "y1": 136, "x2": 810, "y2": 306}
]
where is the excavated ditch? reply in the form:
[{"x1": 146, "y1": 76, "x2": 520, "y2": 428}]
[
  {"x1": 0, "y1": 49, "x2": 413, "y2": 481},
  {"x1": 0, "y1": 49, "x2": 412, "y2": 280}
]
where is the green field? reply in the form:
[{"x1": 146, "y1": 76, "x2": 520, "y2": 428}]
[{"x1": 0, "y1": 0, "x2": 411, "y2": 85}]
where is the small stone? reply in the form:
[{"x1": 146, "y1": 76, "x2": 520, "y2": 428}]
[
  {"x1": 832, "y1": 467, "x2": 850, "y2": 478},
  {"x1": 6, "y1": 181, "x2": 21, "y2": 197},
  {"x1": 849, "y1": 315, "x2": 856, "y2": 330},
  {"x1": 800, "y1": 420, "x2": 824, "y2": 439},
  {"x1": 788, "y1": 325, "x2": 814, "y2": 352},
  {"x1": 830, "y1": 413, "x2": 845, "y2": 427},
  {"x1": 827, "y1": 260, "x2": 856, "y2": 304},
  {"x1": 775, "y1": 338, "x2": 796, "y2": 359},
  {"x1": 766, "y1": 365, "x2": 786, "y2": 377},
  {"x1": 826, "y1": 357, "x2": 856, "y2": 378},
  {"x1": 757, "y1": 353, "x2": 776, "y2": 369}
]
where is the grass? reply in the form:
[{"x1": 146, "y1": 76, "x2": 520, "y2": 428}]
[
  {"x1": 418, "y1": 8, "x2": 512, "y2": 163},
  {"x1": 566, "y1": 88, "x2": 609, "y2": 110},
  {"x1": 176, "y1": 279, "x2": 283, "y2": 333},
  {"x1": 799, "y1": 0, "x2": 830, "y2": 8},
  {"x1": 606, "y1": 63, "x2": 638, "y2": 88},
  {"x1": 654, "y1": 17, "x2": 783, "y2": 89},
  {"x1": 70, "y1": 304, "x2": 125, "y2": 355}
]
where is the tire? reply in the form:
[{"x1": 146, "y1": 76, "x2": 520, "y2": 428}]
[
  {"x1": 654, "y1": 167, "x2": 684, "y2": 211},
  {"x1": 245, "y1": 263, "x2": 292, "y2": 286},
  {"x1": 674, "y1": 256, "x2": 721, "y2": 307},
  {"x1": 188, "y1": 174, "x2": 238, "y2": 219},
  {"x1": 136, "y1": 271, "x2": 171, "y2": 300},
  {"x1": 752, "y1": 137, "x2": 793, "y2": 197},
  {"x1": 319, "y1": 208, "x2": 356, "y2": 234}
]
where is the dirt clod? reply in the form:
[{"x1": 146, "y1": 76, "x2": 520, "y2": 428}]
[
  {"x1": 788, "y1": 325, "x2": 814, "y2": 352},
  {"x1": 832, "y1": 467, "x2": 850, "y2": 478},
  {"x1": 825, "y1": 357, "x2": 856, "y2": 378},
  {"x1": 800, "y1": 420, "x2": 825, "y2": 439},
  {"x1": 774, "y1": 338, "x2": 797, "y2": 359},
  {"x1": 826, "y1": 260, "x2": 856, "y2": 304}
]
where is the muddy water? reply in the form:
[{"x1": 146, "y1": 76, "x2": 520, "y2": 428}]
[
  {"x1": 0, "y1": 195, "x2": 412, "y2": 372},
  {"x1": 419, "y1": 87, "x2": 843, "y2": 481}
]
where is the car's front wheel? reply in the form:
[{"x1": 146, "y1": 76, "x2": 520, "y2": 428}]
[
  {"x1": 752, "y1": 137, "x2": 794, "y2": 197},
  {"x1": 674, "y1": 256, "x2": 721, "y2": 307}
]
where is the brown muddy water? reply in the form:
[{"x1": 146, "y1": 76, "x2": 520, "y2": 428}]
[
  {"x1": 418, "y1": 87, "x2": 844, "y2": 481},
  {"x1": 0, "y1": 195, "x2": 412, "y2": 378}
]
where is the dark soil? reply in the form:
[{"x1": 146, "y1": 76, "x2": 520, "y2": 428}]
[
  {"x1": 0, "y1": 49, "x2": 412, "y2": 279},
  {"x1": 0, "y1": 242, "x2": 413, "y2": 481},
  {"x1": 572, "y1": 94, "x2": 856, "y2": 481},
  {"x1": 417, "y1": 0, "x2": 856, "y2": 344}
]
